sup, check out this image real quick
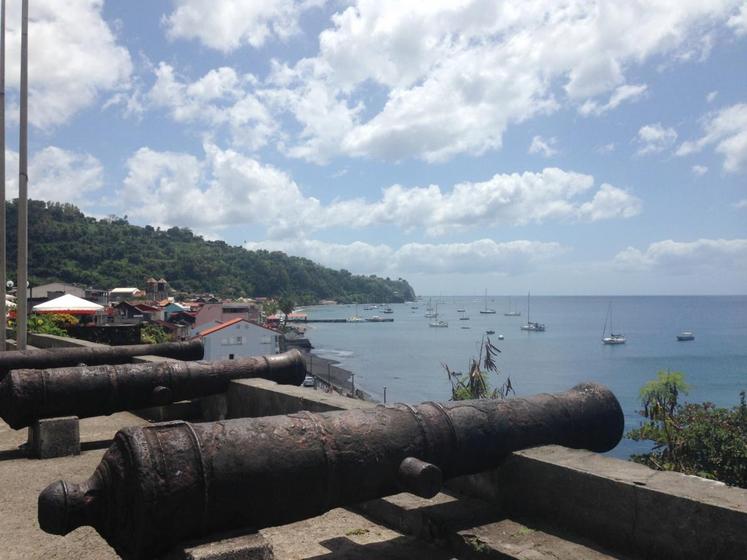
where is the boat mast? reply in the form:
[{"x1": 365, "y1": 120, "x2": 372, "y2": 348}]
[
  {"x1": 602, "y1": 303, "x2": 610, "y2": 339},
  {"x1": 527, "y1": 291, "x2": 530, "y2": 323}
]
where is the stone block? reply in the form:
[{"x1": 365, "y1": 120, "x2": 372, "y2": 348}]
[
  {"x1": 227, "y1": 378, "x2": 374, "y2": 419},
  {"x1": 27, "y1": 416, "x2": 80, "y2": 459},
  {"x1": 164, "y1": 530, "x2": 273, "y2": 560},
  {"x1": 198, "y1": 393, "x2": 228, "y2": 421}
]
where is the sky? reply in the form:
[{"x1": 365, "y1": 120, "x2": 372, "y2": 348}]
[{"x1": 3, "y1": 0, "x2": 747, "y2": 295}]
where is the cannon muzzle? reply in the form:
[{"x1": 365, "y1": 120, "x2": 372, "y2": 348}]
[
  {"x1": 0, "y1": 349, "x2": 306, "y2": 429},
  {"x1": 38, "y1": 382, "x2": 623, "y2": 560}
]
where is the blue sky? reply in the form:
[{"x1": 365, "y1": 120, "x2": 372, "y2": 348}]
[{"x1": 5, "y1": 0, "x2": 747, "y2": 295}]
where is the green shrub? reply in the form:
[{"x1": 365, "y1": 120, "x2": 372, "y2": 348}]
[{"x1": 628, "y1": 371, "x2": 747, "y2": 487}]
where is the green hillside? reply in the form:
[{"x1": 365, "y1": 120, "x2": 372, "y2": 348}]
[{"x1": 5, "y1": 200, "x2": 415, "y2": 304}]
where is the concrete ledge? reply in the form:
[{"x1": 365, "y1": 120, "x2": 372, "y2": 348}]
[
  {"x1": 357, "y1": 492, "x2": 623, "y2": 559},
  {"x1": 227, "y1": 378, "x2": 375, "y2": 418},
  {"x1": 27, "y1": 333, "x2": 108, "y2": 349},
  {"x1": 27, "y1": 417, "x2": 80, "y2": 459},
  {"x1": 449, "y1": 445, "x2": 747, "y2": 560},
  {"x1": 163, "y1": 530, "x2": 273, "y2": 560}
]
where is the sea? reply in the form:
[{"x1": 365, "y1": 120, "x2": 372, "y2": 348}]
[{"x1": 299, "y1": 295, "x2": 747, "y2": 459}]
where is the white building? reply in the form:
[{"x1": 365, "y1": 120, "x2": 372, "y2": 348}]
[
  {"x1": 109, "y1": 287, "x2": 144, "y2": 302},
  {"x1": 195, "y1": 318, "x2": 281, "y2": 361}
]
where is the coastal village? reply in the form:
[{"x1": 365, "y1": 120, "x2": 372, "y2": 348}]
[{"x1": 17, "y1": 278, "x2": 313, "y2": 362}]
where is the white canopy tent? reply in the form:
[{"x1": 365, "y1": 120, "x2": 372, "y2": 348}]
[{"x1": 32, "y1": 294, "x2": 104, "y2": 315}]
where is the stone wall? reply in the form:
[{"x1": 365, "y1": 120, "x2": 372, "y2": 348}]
[{"x1": 225, "y1": 378, "x2": 747, "y2": 560}]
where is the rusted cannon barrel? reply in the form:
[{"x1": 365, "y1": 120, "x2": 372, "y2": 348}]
[
  {"x1": 0, "y1": 339, "x2": 204, "y2": 379},
  {"x1": 0, "y1": 349, "x2": 306, "y2": 429},
  {"x1": 38, "y1": 382, "x2": 623, "y2": 560}
]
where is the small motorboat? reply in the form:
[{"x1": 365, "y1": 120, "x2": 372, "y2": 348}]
[{"x1": 677, "y1": 331, "x2": 695, "y2": 341}]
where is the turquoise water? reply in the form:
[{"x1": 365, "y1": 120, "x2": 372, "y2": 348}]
[{"x1": 301, "y1": 296, "x2": 747, "y2": 458}]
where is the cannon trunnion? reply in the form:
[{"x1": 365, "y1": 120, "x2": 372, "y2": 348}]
[{"x1": 38, "y1": 382, "x2": 624, "y2": 560}]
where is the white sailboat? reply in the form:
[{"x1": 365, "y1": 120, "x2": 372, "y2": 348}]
[
  {"x1": 347, "y1": 304, "x2": 365, "y2": 323},
  {"x1": 429, "y1": 304, "x2": 448, "y2": 327},
  {"x1": 601, "y1": 303, "x2": 625, "y2": 344},
  {"x1": 479, "y1": 289, "x2": 496, "y2": 314},
  {"x1": 424, "y1": 297, "x2": 437, "y2": 318},
  {"x1": 504, "y1": 296, "x2": 521, "y2": 317},
  {"x1": 520, "y1": 291, "x2": 546, "y2": 332}
]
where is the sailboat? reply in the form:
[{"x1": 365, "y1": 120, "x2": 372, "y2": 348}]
[
  {"x1": 479, "y1": 289, "x2": 496, "y2": 314},
  {"x1": 347, "y1": 304, "x2": 365, "y2": 323},
  {"x1": 520, "y1": 291, "x2": 546, "y2": 332},
  {"x1": 429, "y1": 304, "x2": 448, "y2": 327},
  {"x1": 504, "y1": 296, "x2": 521, "y2": 317},
  {"x1": 424, "y1": 297, "x2": 437, "y2": 318},
  {"x1": 601, "y1": 303, "x2": 625, "y2": 345}
]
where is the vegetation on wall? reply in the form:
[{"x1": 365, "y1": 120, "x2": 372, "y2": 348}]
[
  {"x1": 141, "y1": 323, "x2": 169, "y2": 344},
  {"x1": 5, "y1": 200, "x2": 416, "y2": 304},
  {"x1": 628, "y1": 370, "x2": 747, "y2": 488},
  {"x1": 22, "y1": 313, "x2": 78, "y2": 337}
]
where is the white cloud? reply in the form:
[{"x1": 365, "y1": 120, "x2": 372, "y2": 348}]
[
  {"x1": 577, "y1": 184, "x2": 642, "y2": 221},
  {"x1": 676, "y1": 103, "x2": 747, "y2": 173},
  {"x1": 728, "y1": 2, "x2": 747, "y2": 35},
  {"x1": 5, "y1": 147, "x2": 104, "y2": 204},
  {"x1": 706, "y1": 90, "x2": 719, "y2": 103},
  {"x1": 5, "y1": 0, "x2": 132, "y2": 129},
  {"x1": 120, "y1": 144, "x2": 321, "y2": 239},
  {"x1": 330, "y1": 168, "x2": 641, "y2": 235},
  {"x1": 614, "y1": 238, "x2": 747, "y2": 274},
  {"x1": 244, "y1": 238, "x2": 566, "y2": 275},
  {"x1": 596, "y1": 143, "x2": 616, "y2": 154},
  {"x1": 578, "y1": 84, "x2": 648, "y2": 117},
  {"x1": 392, "y1": 239, "x2": 567, "y2": 274},
  {"x1": 163, "y1": 0, "x2": 325, "y2": 52},
  {"x1": 735, "y1": 199, "x2": 747, "y2": 209},
  {"x1": 528, "y1": 136, "x2": 558, "y2": 157},
  {"x1": 261, "y1": 71, "x2": 363, "y2": 163},
  {"x1": 636, "y1": 123, "x2": 678, "y2": 155},
  {"x1": 692, "y1": 164, "x2": 708, "y2": 176},
  {"x1": 144, "y1": 63, "x2": 277, "y2": 150},
  {"x1": 264, "y1": 1, "x2": 738, "y2": 163},
  {"x1": 120, "y1": 147, "x2": 640, "y2": 238},
  {"x1": 244, "y1": 239, "x2": 394, "y2": 273}
]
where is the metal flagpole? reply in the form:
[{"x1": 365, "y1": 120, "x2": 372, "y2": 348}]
[
  {"x1": 0, "y1": 0, "x2": 6, "y2": 351},
  {"x1": 17, "y1": 0, "x2": 28, "y2": 349}
]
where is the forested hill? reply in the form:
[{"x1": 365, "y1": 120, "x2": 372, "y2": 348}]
[{"x1": 6, "y1": 201, "x2": 416, "y2": 304}]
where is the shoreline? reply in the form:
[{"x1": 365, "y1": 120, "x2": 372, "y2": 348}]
[{"x1": 302, "y1": 350, "x2": 376, "y2": 402}]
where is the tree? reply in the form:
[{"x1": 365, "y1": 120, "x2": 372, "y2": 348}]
[
  {"x1": 278, "y1": 295, "x2": 295, "y2": 317},
  {"x1": 141, "y1": 323, "x2": 169, "y2": 344},
  {"x1": 628, "y1": 370, "x2": 747, "y2": 487},
  {"x1": 23, "y1": 313, "x2": 78, "y2": 337},
  {"x1": 442, "y1": 336, "x2": 514, "y2": 400},
  {"x1": 262, "y1": 300, "x2": 278, "y2": 319}
]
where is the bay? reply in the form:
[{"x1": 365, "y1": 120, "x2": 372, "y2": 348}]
[{"x1": 300, "y1": 295, "x2": 747, "y2": 458}]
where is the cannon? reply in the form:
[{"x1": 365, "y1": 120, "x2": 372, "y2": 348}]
[
  {"x1": 0, "y1": 349, "x2": 306, "y2": 429},
  {"x1": 0, "y1": 339, "x2": 204, "y2": 379},
  {"x1": 38, "y1": 382, "x2": 623, "y2": 560}
]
